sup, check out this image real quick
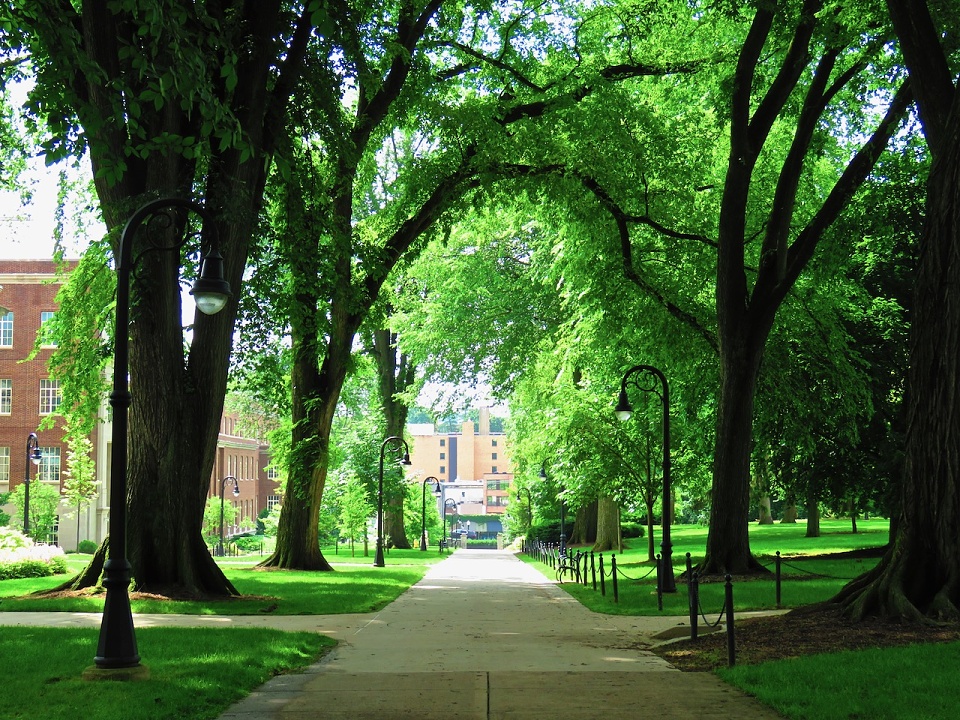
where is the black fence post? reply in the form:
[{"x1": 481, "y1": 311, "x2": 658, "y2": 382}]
[
  {"x1": 685, "y1": 552, "x2": 693, "y2": 580},
  {"x1": 591, "y1": 552, "x2": 597, "y2": 591},
  {"x1": 611, "y1": 555, "x2": 619, "y2": 603},
  {"x1": 599, "y1": 554, "x2": 606, "y2": 596},
  {"x1": 775, "y1": 550, "x2": 782, "y2": 608},
  {"x1": 725, "y1": 574, "x2": 736, "y2": 667},
  {"x1": 689, "y1": 571, "x2": 699, "y2": 641}
]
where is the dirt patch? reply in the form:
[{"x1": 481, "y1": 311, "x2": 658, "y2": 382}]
[{"x1": 652, "y1": 605, "x2": 960, "y2": 672}]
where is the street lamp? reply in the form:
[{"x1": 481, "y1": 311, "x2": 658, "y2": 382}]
[
  {"x1": 23, "y1": 432, "x2": 42, "y2": 536},
  {"x1": 443, "y1": 498, "x2": 457, "y2": 550},
  {"x1": 94, "y1": 198, "x2": 231, "y2": 673},
  {"x1": 420, "y1": 476, "x2": 440, "y2": 551},
  {"x1": 375, "y1": 435, "x2": 411, "y2": 567},
  {"x1": 615, "y1": 364, "x2": 676, "y2": 593},
  {"x1": 216, "y1": 475, "x2": 240, "y2": 557},
  {"x1": 539, "y1": 464, "x2": 566, "y2": 556}
]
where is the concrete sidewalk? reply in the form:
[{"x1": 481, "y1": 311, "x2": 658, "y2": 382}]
[{"x1": 209, "y1": 549, "x2": 781, "y2": 720}]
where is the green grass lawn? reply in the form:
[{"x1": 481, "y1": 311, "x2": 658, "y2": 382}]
[
  {"x1": 0, "y1": 547, "x2": 442, "y2": 614},
  {"x1": 0, "y1": 626, "x2": 334, "y2": 720},
  {"x1": 718, "y1": 641, "x2": 960, "y2": 720},
  {"x1": 524, "y1": 519, "x2": 888, "y2": 616}
]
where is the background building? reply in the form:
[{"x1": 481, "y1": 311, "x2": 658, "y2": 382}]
[
  {"x1": 0, "y1": 259, "x2": 281, "y2": 549},
  {"x1": 408, "y1": 407, "x2": 514, "y2": 536}
]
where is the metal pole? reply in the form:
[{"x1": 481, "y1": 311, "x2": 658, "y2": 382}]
[
  {"x1": 23, "y1": 433, "x2": 39, "y2": 536},
  {"x1": 725, "y1": 574, "x2": 736, "y2": 667},
  {"x1": 94, "y1": 197, "x2": 230, "y2": 672}
]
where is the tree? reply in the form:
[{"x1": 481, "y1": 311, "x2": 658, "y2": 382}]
[
  {"x1": 10, "y1": 482, "x2": 60, "y2": 542},
  {"x1": 337, "y1": 475, "x2": 374, "y2": 558},
  {"x1": 835, "y1": 0, "x2": 960, "y2": 620},
  {"x1": 370, "y1": 320, "x2": 417, "y2": 549},
  {"x1": 3, "y1": 1, "x2": 317, "y2": 596},
  {"x1": 254, "y1": 1, "x2": 692, "y2": 570},
  {"x1": 60, "y1": 423, "x2": 99, "y2": 551}
]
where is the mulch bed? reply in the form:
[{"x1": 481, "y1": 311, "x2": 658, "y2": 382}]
[{"x1": 651, "y1": 605, "x2": 960, "y2": 671}]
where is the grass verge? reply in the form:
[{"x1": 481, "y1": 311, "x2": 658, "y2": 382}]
[
  {"x1": 718, "y1": 641, "x2": 960, "y2": 720},
  {"x1": 0, "y1": 626, "x2": 334, "y2": 720},
  {"x1": 0, "y1": 549, "x2": 442, "y2": 614}
]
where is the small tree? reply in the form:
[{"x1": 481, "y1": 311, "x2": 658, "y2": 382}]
[
  {"x1": 59, "y1": 425, "x2": 98, "y2": 551},
  {"x1": 10, "y1": 482, "x2": 61, "y2": 543},
  {"x1": 338, "y1": 475, "x2": 374, "y2": 558},
  {"x1": 202, "y1": 497, "x2": 238, "y2": 548}
]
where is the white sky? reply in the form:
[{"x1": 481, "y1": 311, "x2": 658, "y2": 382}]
[{"x1": 0, "y1": 159, "x2": 93, "y2": 261}]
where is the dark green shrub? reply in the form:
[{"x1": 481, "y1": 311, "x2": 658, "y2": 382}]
[
  {"x1": 77, "y1": 540, "x2": 98, "y2": 554},
  {"x1": 234, "y1": 536, "x2": 264, "y2": 552},
  {"x1": 526, "y1": 521, "x2": 565, "y2": 544},
  {"x1": 0, "y1": 556, "x2": 67, "y2": 580},
  {"x1": 620, "y1": 522, "x2": 646, "y2": 539}
]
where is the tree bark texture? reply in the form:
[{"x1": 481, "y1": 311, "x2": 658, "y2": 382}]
[
  {"x1": 569, "y1": 500, "x2": 598, "y2": 545},
  {"x1": 593, "y1": 496, "x2": 621, "y2": 552}
]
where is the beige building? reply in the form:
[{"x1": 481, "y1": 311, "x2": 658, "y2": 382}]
[{"x1": 408, "y1": 408, "x2": 513, "y2": 522}]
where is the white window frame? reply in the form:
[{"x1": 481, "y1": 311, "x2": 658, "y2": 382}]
[
  {"x1": 0, "y1": 379, "x2": 11, "y2": 415},
  {"x1": 0, "y1": 312, "x2": 12, "y2": 347},
  {"x1": 39, "y1": 379, "x2": 62, "y2": 415}
]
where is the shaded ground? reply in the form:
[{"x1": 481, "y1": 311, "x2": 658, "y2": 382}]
[{"x1": 652, "y1": 605, "x2": 960, "y2": 671}]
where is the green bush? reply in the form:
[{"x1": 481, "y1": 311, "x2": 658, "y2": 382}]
[
  {"x1": 0, "y1": 556, "x2": 67, "y2": 580},
  {"x1": 620, "y1": 522, "x2": 646, "y2": 539},
  {"x1": 77, "y1": 540, "x2": 98, "y2": 554},
  {"x1": 0, "y1": 529, "x2": 68, "y2": 580},
  {"x1": 234, "y1": 536, "x2": 265, "y2": 552},
  {"x1": 526, "y1": 521, "x2": 564, "y2": 544}
]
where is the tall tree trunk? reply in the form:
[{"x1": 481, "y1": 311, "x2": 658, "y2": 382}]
[
  {"x1": 645, "y1": 497, "x2": 656, "y2": 562},
  {"x1": 702, "y1": 337, "x2": 769, "y2": 573},
  {"x1": 805, "y1": 493, "x2": 821, "y2": 537},
  {"x1": 593, "y1": 496, "x2": 621, "y2": 552},
  {"x1": 22, "y1": 2, "x2": 312, "y2": 595},
  {"x1": 374, "y1": 327, "x2": 415, "y2": 550},
  {"x1": 569, "y1": 499, "x2": 598, "y2": 545},
  {"x1": 837, "y1": 0, "x2": 960, "y2": 621}
]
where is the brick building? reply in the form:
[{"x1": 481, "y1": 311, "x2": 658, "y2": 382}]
[{"x1": 0, "y1": 259, "x2": 282, "y2": 548}]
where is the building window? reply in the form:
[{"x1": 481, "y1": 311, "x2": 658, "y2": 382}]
[
  {"x1": 39, "y1": 447, "x2": 61, "y2": 484},
  {"x1": 491, "y1": 466, "x2": 498, "y2": 473},
  {"x1": 440, "y1": 452, "x2": 445, "y2": 460},
  {"x1": 487, "y1": 496, "x2": 507, "y2": 506},
  {"x1": 0, "y1": 447, "x2": 9, "y2": 485},
  {"x1": 0, "y1": 312, "x2": 12, "y2": 347},
  {"x1": 492, "y1": 440, "x2": 498, "y2": 447},
  {"x1": 39, "y1": 379, "x2": 62, "y2": 415},
  {"x1": 40, "y1": 311, "x2": 57, "y2": 347},
  {"x1": 439, "y1": 466, "x2": 445, "y2": 474},
  {"x1": 0, "y1": 379, "x2": 10, "y2": 414},
  {"x1": 46, "y1": 516, "x2": 60, "y2": 546},
  {"x1": 267, "y1": 494, "x2": 282, "y2": 510},
  {"x1": 492, "y1": 452, "x2": 498, "y2": 460},
  {"x1": 440, "y1": 439, "x2": 445, "y2": 447}
]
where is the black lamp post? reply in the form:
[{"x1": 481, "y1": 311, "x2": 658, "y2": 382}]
[
  {"x1": 23, "y1": 432, "x2": 42, "y2": 536},
  {"x1": 443, "y1": 498, "x2": 457, "y2": 550},
  {"x1": 216, "y1": 475, "x2": 240, "y2": 557},
  {"x1": 93, "y1": 198, "x2": 231, "y2": 672},
  {"x1": 539, "y1": 464, "x2": 565, "y2": 556},
  {"x1": 615, "y1": 364, "x2": 676, "y2": 593},
  {"x1": 420, "y1": 476, "x2": 440, "y2": 551},
  {"x1": 518, "y1": 486, "x2": 533, "y2": 530},
  {"x1": 375, "y1": 435, "x2": 412, "y2": 567}
]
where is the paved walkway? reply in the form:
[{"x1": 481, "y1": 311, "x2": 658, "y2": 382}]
[{"x1": 0, "y1": 550, "x2": 783, "y2": 719}]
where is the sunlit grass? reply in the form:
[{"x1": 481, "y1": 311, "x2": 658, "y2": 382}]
[
  {"x1": 0, "y1": 548, "x2": 444, "y2": 614},
  {"x1": 718, "y1": 642, "x2": 960, "y2": 720},
  {"x1": 0, "y1": 626, "x2": 333, "y2": 720}
]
